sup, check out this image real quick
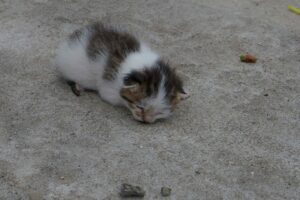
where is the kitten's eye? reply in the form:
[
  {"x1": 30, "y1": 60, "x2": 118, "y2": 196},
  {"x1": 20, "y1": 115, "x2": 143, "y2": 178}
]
[{"x1": 124, "y1": 77, "x2": 131, "y2": 84}]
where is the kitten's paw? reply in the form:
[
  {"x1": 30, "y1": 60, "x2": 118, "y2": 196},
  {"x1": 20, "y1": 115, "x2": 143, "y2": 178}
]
[{"x1": 67, "y1": 81, "x2": 82, "y2": 96}]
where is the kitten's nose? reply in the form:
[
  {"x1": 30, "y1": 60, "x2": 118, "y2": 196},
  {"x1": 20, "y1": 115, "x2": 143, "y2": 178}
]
[
  {"x1": 133, "y1": 110, "x2": 155, "y2": 123},
  {"x1": 143, "y1": 115, "x2": 155, "y2": 123},
  {"x1": 133, "y1": 111, "x2": 148, "y2": 123}
]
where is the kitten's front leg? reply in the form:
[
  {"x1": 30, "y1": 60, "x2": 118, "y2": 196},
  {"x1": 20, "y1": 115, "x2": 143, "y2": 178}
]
[
  {"x1": 67, "y1": 81, "x2": 83, "y2": 96},
  {"x1": 97, "y1": 80, "x2": 124, "y2": 106}
]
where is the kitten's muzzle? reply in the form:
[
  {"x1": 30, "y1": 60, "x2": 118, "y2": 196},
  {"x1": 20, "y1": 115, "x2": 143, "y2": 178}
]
[{"x1": 133, "y1": 108, "x2": 155, "y2": 123}]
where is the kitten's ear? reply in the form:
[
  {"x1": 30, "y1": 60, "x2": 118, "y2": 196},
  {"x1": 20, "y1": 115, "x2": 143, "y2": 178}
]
[
  {"x1": 123, "y1": 84, "x2": 140, "y2": 92},
  {"x1": 178, "y1": 88, "x2": 190, "y2": 100},
  {"x1": 121, "y1": 84, "x2": 143, "y2": 102},
  {"x1": 121, "y1": 71, "x2": 146, "y2": 102}
]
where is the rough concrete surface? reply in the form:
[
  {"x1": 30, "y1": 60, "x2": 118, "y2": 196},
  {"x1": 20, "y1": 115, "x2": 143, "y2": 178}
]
[{"x1": 0, "y1": 0, "x2": 300, "y2": 199}]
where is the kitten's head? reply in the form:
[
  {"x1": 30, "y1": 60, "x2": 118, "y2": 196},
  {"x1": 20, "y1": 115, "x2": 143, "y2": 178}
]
[{"x1": 120, "y1": 60, "x2": 189, "y2": 123}]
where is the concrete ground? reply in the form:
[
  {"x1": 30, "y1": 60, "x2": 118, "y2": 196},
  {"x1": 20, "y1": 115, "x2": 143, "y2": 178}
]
[{"x1": 1, "y1": 0, "x2": 299, "y2": 199}]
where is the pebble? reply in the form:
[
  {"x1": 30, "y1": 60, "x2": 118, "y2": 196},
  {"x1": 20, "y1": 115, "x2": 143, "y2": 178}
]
[
  {"x1": 161, "y1": 187, "x2": 172, "y2": 197},
  {"x1": 120, "y1": 183, "x2": 145, "y2": 198}
]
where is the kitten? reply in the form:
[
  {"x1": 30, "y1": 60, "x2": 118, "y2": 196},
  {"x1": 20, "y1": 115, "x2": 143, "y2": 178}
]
[{"x1": 55, "y1": 23, "x2": 189, "y2": 123}]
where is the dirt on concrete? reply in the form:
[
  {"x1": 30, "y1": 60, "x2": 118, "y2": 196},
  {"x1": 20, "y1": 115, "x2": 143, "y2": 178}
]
[{"x1": 0, "y1": 0, "x2": 299, "y2": 199}]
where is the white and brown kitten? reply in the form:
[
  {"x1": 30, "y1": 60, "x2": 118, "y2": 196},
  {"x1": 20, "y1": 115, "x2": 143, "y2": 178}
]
[{"x1": 56, "y1": 23, "x2": 189, "y2": 123}]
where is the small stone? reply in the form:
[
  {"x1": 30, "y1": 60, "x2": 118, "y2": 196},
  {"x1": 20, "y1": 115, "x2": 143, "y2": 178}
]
[
  {"x1": 60, "y1": 176, "x2": 65, "y2": 180},
  {"x1": 120, "y1": 183, "x2": 145, "y2": 198},
  {"x1": 240, "y1": 54, "x2": 257, "y2": 63},
  {"x1": 161, "y1": 187, "x2": 171, "y2": 197},
  {"x1": 195, "y1": 168, "x2": 202, "y2": 174}
]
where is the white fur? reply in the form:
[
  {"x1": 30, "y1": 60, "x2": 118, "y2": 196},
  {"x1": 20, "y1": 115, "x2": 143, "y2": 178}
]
[
  {"x1": 119, "y1": 44, "x2": 159, "y2": 75},
  {"x1": 55, "y1": 31, "x2": 104, "y2": 91}
]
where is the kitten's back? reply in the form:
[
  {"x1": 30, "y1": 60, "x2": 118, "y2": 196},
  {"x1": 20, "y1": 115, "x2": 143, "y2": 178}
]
[
  {"x1": 86, "y1": 23, "x2": 141, "y2": 80},
  {"x1": 55, "y1": 23, "x2": 142, "y2": 90}
]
